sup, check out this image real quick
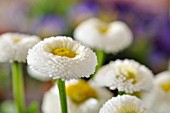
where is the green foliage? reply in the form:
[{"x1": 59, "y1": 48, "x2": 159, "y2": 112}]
[
  {"x1": 26, "y1": 102, "x2": 39, "y2": 113},
  {"x1": 0, "y1": 100, "x2": 16, "y2": 113},
  {"x1": 30, "y1": 0, "x2": 77, "y2": 16}
]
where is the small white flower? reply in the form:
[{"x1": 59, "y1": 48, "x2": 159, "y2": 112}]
[
  {"x1": 0, "y1": 32, "x2": 41, "y2": 62},
  {"x1": 142, "y1": 71, "x2": 170, "y2": 113},
  {"x1": 42, "y1": 80, "x2": 113, "y2": 113},
  {"x1": 99, "y1": 95, "x2": 152, "y2": 113},
  {"x1": 94, "y1": 59, "x2": 154, "y2": 93},
  {"x1": 27, "y1": 36, "x2": 97, "y2": 80},
  {"x1": 74, "y1": 18, "x2": 133, "y2": 53},
  {"x1": 27, "y1": 66, "x2": 50, "y2": 81}
]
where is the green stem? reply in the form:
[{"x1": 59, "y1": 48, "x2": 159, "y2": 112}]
[
  {"x1": 57, "y1": 78, "x2": 67, "y2": 113},
  {"x1": 12, "y1": 61, "x2": 26, "y2": 113},
  {"x1": 118, "y1": 91, "x2": 125, "y2": 96},
  {"x1": 91, "y1": 49, "x2": 105, "y2": 79}
]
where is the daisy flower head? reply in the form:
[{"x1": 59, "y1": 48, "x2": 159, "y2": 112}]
[
  {"x1": 27, "y1": 36, "x2": 97, "y2": 80},
  {"x1": 154, "y1": 71, "x2": 170, "y2": 93},
  {"x1": 74, "y1": 17, "x2": 133, "y2": 54},
  {"x1": 0, "y1": 32, "x2": 40, "y2": 62},
  {"x1": 142, "y1": 71, "x2": 170, "y2": 113},
  {"x1": 99, "y1": 95, "x2": 152, "y2": 113},
  {"x1": 42, "y1": 80, "x2": 112, "y2": 113},
  {"x1": 94, "y1": 59, "x2": 154, "y2": 93}
]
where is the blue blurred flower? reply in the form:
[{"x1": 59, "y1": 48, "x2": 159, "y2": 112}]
[
  {"x1": 153, "y1": 22, "x2": 170, "y2": 57},
  {"x1": 31, "y1": 15, "x2": 67, "y2": 37},
  {"x1": 0, "y1": 1, "x2": 29, "y2": 32},
  {"x1": 67, "y1": 1, "x2": 99, "y2": 27},
  {"x1": 148, "y1": 50, "x2": 168, "y2": 73}
]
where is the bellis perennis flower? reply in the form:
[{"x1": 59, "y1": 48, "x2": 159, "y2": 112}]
[
  {"x1": 99, "y1": 95, "x2": 152, "y2": 113},
  {"x1": 94, "y1": 59, "x2": 154, "y2": 93},
  {"x1": 142, "y1": 71, "x2": 170, "y2": 113},
  {"x1": 27, "y1": 36, "x2": 97, "y2": 80},
  {"x1": 0, "y1": 32, "x2": 40, "y2": 62},
  {"x1": 74, "y1": 18, "x2": 133, "y2": 53},
  {"x1": 42, "y1": 80, "x2": 112, "y2": 113}
]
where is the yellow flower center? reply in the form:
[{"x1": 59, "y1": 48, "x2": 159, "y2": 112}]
[
  {"x1": 66, "y1": 80, "x2": 97, "y2": 104},
  {"x1": 119, "y1": 66, "x2": 138, "y2": 84},
  {"x1": 115, "y1": 103, "x2": 143, "y2": 113},
  {"x1": 12, "y1": 37, "x2": 21, "y2": 43},
  {"x1": 52, "y1": 48, "x2": 76, "y2": 58},
  {"x1": 97, "y1": 25, "x2": 108, "y2": 34},
  {"x1": 160, "y1": 82, "x2": 170, "y2": 92}
]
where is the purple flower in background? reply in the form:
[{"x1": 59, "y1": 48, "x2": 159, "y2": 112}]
[
  {"x1": 31, "y1": 15, "x2": 67, "y2": 37},
  {"x1": 0, "y1": 1, "x2": 29, "y2": 32},
  {"x1": 148, "y1": 50, "x2": 168, "y2": 73},
  {"x1": 67, "y1": 1, "x2": 99, "y2": 26},
  {"x1": 154, "y1": 22, "x2": 170, "y2": 57}
]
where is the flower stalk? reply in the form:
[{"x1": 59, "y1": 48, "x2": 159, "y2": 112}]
[
  {"x1": 12, "y1": 61, "x2": 26, "y2": 113},
  {"x1": 57, "y1": 78, "x2": 68, "y2": 113}
]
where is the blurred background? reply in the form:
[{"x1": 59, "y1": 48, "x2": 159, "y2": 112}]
[{"x1": 0, "y1": 0, "x2": 169, "y2": 112}]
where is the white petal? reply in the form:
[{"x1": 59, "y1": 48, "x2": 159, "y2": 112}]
[{"x1": 27, "y1": 66, "x2": 51, "y2": 81}]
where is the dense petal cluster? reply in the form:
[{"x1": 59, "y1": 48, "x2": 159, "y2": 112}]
[
  {"x1": 74, "y1": 18, "x2": 133, "y2": 53},
  {"x1": 99, "y1": 95, "x2": 152, "y2": 113},
  {"x1": 0, "y1": 32, "x2": 40, "y2": 62},
  {"x1": 42, "y1": 80, "x2": 112, "y2": 113},
  {"x1": 27, "y1": 36, "x2": 97, "y2": 80},
  {"x1": 94, "y1": 59, "x2": 154, "y2": 93},
  {"x1": 142, "y1": 71, "x2": 170, "y2": 113}
]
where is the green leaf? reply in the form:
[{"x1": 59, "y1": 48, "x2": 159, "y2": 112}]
[{"x1": 26, "y1": 102, "x2": 39, "y2": 113}]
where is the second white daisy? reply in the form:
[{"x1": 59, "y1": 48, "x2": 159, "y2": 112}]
[
  {"x1": 99, "y1": 95, "x2": 152, "y2": 113},
  {"x1": 142, "y1": 71, "x2": 170, "y2": 113},
  {"x1": 27, "y1": 36, "x2": 97, "y2": 80},
  {"x1": 94, "y1": 59, "x2": 154, "y2": 93},
  {"x1": 74, "y1": 18, "x2": 133, "y2": 54},
  {"x1": 42, "y1": 80, "x2": 113, "y2": 113},
  {"x1": 0, "y1": 32, "x2": 40, "y2": 62}
]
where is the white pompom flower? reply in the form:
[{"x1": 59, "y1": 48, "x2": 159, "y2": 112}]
[
  {"x1": 94, "y1": 59, "x2": 154, "y2": 93},
  {"x1": 74, "y1": 18, "x2": 133, "y2": 53},
  {"x1": 27, "y1": 36, "x2": 97, "y2": 80},
  {"x1": 99, "y1": 95, "x2": 152, "y2": 113},
  {"x1": 42, "y1": 80, "x2": 113, "y2": 113},
  {"x1": 0, "y1": 32, "x2": 41, "y2": 62},
  {"x1": 142, "y1": 71, "x2": 170, "y2": 113}
]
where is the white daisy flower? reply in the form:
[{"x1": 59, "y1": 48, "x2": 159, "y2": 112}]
[
  {"x1": 27, "y1": 66, "x2": 50, "y2": 81},
  {"x1": 99, "y1": 95, "x2": 152, "y2": 113},
  {"x1": 0, "y1": 32, "x2": 41, "y2": 62},
  {"x1": 27, "y1": 36, "x2": 97, "y2": 80},
  {"x1": 42, "y1": 80, "x2": 113, "y2": 113},
  {"x1": 142, "y1": 71, "x2": 170, "y2": 113},
  {"x1": 94, "y1": 59, "x2": 154, "y2": 93},
  {"x1": 74, "y1": 18, "x2": 133, "y2": 53}
]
